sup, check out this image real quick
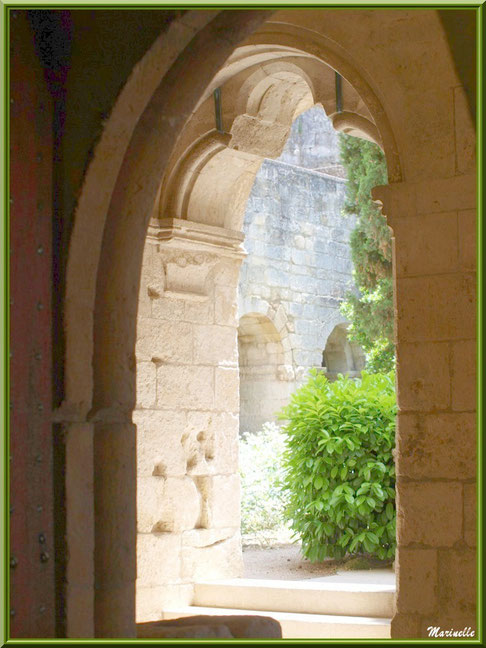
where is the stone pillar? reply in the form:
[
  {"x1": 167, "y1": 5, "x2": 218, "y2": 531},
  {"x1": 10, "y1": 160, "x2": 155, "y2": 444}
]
[
  {"x1": 135, "y1": 218, "x2": 245, "y2": 622},
  {"x1": 374, "y1": 171, "x2": 476, "y2": 638}
]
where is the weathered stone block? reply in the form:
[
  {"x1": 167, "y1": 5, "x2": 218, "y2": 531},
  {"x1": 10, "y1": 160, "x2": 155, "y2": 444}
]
[
  {"x1": 213, "y1": 260, "x2": 240, "y2": 286},
  {"x1": 182, "y1": 527, "x2": 235, "y2": 547},
  {"x1": 397, "y1": 413, "x2": 476, "y2": 479},
  {"x1": 451, "y1": 339, "x2": 476, "y2": 411},
  {"x1": 133, "y1": 409, "x2": 186, "y2": 477},
  {"x1": 215, "y1": 367, "x2": 239, "y2": 413},
  {"x1": 416, "y1": 173, "x2": 475, "y2": 214},
  {"x1": 181, "y1": 532, "x2": 243, "y2": 580},
  {"x1": 153, "y1": 476, "x2": 202, "y2": 533},
  {"x1": 397, "y1": 481, "x2": 462, "y2": 547},
  {"x1": 214, "y1": 284, "x2": 238, "y2": 326},
  {"x1": 184, "y1": 298, "x2": 214, "y2": 324},
  {"x1": 182, "y1": 411, "x2": 215, "y2": 475},
  {"x1": 397, "y1": 342, "x2": 450, "y2": 411},
  {"x1": 137, "y1": 533, "x2": 181, "y2": 586},
  {"x1": 393, "y1": 212, "x2": 458, "y2": 277},
  {"x1": 206, "y1": 411, "x2": 239, "y2": 474},
  {"x1": 156, "y1": 365, "x2": 214, "y2": 410},
  {"x1": 454, "y1": 87, "x2": 476, "y2": 175},
  {"x1": 194, "y1": 324, "x2": 237, "y2": 365},
  {"x1": 438, "y1": 548, "x2": 476, "y2": 616},
  {"x1": 396, "y1": 548, "x2": 437, "y2": 614},
  {"x1": 463, "y1": 483, "x2": 477, "y2": 547},
  {"x1": 136, "y1": 584, "x2": 193, "y2": 623},
  {"x1": 195, "y1": 474, "x2": 241, "y2": 528},
  {"x1": 396, "y1": 274, "x2": 475, "y2": 342},
  {"x1": 390, "y1": 613, "x2": 420, "y2": 639},
  {"x1": 137, "y1": 476, "x2": 166, "y2": 533},
  {"x1": 150, "y1": 295, "x2": 185, "y2": 321},
  {"x1": 136, "y1": 317, "x2": 193, "y2": 363},
  {"x1": 458, "y1": 209, "x2": 476, "y2": 272},
  {"x1": 136, "y1": 361, "x2": 156, "y2": 409}
]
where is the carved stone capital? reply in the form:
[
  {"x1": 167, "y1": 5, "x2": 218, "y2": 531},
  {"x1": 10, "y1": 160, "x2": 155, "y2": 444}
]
[{"x1": 147, "y1": 218, "x2": 245, "y2": 300}]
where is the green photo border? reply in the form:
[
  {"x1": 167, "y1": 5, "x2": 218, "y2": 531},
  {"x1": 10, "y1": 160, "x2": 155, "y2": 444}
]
[{"x1": 1, "y1": 0, "x2": 483, "y2": 645}]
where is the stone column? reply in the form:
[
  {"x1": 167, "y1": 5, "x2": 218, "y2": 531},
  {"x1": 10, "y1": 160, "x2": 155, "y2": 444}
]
[
  {"x1": 135, "y1": 218, "x2": 246, "y2": 622},
  {"x1": 374, "y1": 173, "x2": 476, "y2": 638}
]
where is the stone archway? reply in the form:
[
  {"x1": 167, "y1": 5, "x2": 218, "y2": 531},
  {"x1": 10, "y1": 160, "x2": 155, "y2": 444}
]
[
  {"x1": 322, "y1": 322, "x2": 366, "y2": 381},
  {"x1": 238, "y1": 313, "x2": 292, "y2": 434},
  {"x1": 132, "y1": 51, "x2": 394, "y2": 623},
  {"x1": 62, "y1": 9, "x2": 476, "y2": 639}
]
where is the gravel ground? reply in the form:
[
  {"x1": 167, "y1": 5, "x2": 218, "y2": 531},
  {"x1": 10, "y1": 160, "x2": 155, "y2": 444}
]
[
  {"x1": 242, "y1": 543, "x2": 394, "y2": 580},
  {"x1": 242, "y1": 543, "x2": 340, "y2": 581}
]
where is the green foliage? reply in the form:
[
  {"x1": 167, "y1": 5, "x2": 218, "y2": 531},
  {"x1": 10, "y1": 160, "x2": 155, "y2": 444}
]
[
  {"x1": 239, "y1": 422, "x2": 289, "y2": 542},
  {"x1": 340, "y1": 279, "x2": 395, "y2": 374},
  {"x1": 338, "y1": 134, "x2": 395, "y2": 372},
  {"x1": 279, "y1": 370, "x2": 397, "y2": 562}
]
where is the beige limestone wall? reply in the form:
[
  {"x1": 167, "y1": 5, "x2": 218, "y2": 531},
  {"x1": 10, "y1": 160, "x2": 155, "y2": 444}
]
[
  {"x1": 238, "y1": 313, "x2": 295, "y2": 433},
  {"x1": 375, "y1": 84, "x2": 476, "y2": 634},
  {"x1": 134, "y1": 220, "x2": 245, "y2": 622}
]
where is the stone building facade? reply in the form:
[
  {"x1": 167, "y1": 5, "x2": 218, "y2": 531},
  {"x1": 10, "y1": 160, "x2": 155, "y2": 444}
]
[{"x1": 238, "y1": 107, "x2": 365, "y2": 433}]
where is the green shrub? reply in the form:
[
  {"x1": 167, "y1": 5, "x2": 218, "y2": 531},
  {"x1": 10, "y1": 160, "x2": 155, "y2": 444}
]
[
  {"x1": 239, "y1": 422, "x2": 289, "y2": 543},
  {"x1": 279, "y1": 370, "x2": 397, "y2": 561}
]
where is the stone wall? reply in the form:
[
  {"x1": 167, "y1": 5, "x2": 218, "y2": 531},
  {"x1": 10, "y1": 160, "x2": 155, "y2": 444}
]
[
  {"x1": 237, "y1": 107, "x2": 363, "y2": 432},
  {"x1": 134, "y1": 221, "x2": 246, "y2": 621}
]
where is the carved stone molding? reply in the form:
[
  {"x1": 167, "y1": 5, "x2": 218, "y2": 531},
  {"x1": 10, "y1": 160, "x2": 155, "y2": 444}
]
[
  {"x1": 147, "y1": 217, "x2": 246, "y2": 259},
  {"x1": 147, "y1": 218, "x2": 245, "y2": 299}
]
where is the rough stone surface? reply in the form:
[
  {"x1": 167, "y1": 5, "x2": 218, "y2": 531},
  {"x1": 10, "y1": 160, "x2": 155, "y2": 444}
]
[
  {"x1": 451, "y1": 339, "x2": 476, "y2": 411},
  {"x1": 463, "y1": 482, "x2": 477, "y2": 547},
  {"x1": 397, "y1": 482, "x2": 462, "y2": 547},
  {"x1": 137, "y1": 533, "x2": 182, "y2": 587},
  {"x1": 138, "y1": 623, "x2": 234, "y2": 638},
  {"x1": 134, "y1": 234, "x2": 244, "y2": 620},
  {"x1": 181, "y1": 533, "x2": 243, "y2": 581},
  {"x1": 238, "y1": 107, "x2": 364, "y2": 431},
  {"x1": 396, "y1": 548, "x2": 437, "y2": 615},
  {"x1": 397, "y1": 413, "x2": 476, "y2": 479},
  {"x1": 438, "y1": 548, "x2": 477, "y2": 616},
  {"x1": 396, "y1": 342, "x2": 450, "y2": 411},
  {"x1": 138, "y1": 614, "x2": 282, "y2": 639}
]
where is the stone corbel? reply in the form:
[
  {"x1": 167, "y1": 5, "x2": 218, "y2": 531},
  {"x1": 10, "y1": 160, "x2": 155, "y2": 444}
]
[{"x1": 147, "y1": 218, "x2": 246, "y2": 300}]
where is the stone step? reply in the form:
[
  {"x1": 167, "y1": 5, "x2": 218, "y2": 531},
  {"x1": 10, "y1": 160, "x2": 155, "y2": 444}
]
[
  {"x1": 161, "y1": 605, "x2": 391, "y2": 639},
  {"x1": 194, "y1": 578, "x2": 395, "y2": 618}
]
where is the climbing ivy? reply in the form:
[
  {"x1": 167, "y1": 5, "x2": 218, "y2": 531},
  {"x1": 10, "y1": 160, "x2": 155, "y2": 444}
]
[{"x1": 338, "y1": 134, "x2": 395, "y2": 373}]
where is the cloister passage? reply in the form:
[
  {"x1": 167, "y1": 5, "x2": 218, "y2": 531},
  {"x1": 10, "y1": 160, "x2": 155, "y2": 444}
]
[{"x1": 10, "y1": 8, "x2": 476, "y2": 640}]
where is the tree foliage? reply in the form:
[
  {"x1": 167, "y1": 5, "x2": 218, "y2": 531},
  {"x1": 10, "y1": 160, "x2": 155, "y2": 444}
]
[
  {"x1": 339, "y1": 134, "x2": 395, "y2": 372},
  {"x1": 280, "y1": 370, "x2": 397, "y2": 562}
]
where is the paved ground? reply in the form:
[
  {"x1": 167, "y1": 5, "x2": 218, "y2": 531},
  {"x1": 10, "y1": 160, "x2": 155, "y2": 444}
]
[{"x1": 243, "y1": 544, "x2": 395, "y2": 583}]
